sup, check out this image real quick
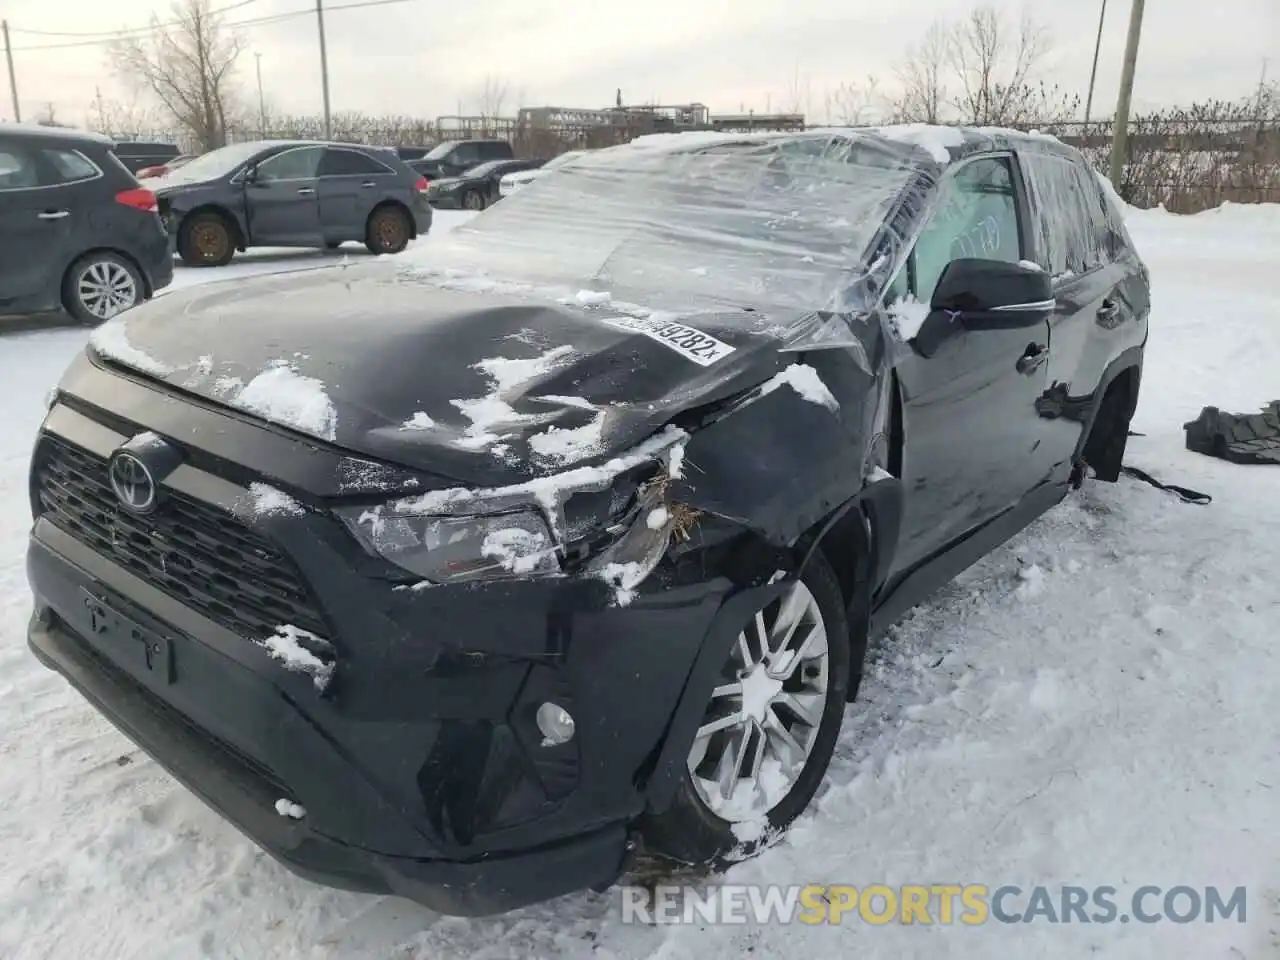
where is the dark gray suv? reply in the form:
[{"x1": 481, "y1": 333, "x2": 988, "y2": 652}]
[
  {"x1": 0, "y1": 124, "x2": 173, "y2": 324},
  {"x1": 153, "y1": 140, "x2": 433, "y2": 266}
]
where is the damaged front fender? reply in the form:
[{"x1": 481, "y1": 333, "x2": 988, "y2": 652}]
[{"x1": 667, "y1": 349, "x2": 888, "y2": 549}]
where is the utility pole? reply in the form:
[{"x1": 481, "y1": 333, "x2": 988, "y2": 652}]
[
  {"x1": 2, "y1": 19, "x2": 20, "y2": 123},
  {"x1": 255, "y1": 53, "x2": 266, "y2": 136},
  {"x1": 1108, "y1": 0, "x2": 1145, "y2": 187},
  {"x1": 315, "y1": 0, "x2": 332, "y2": 139},
  {"x1": 1083, "y1": 0, "x2": 1108, "y2": 130}
]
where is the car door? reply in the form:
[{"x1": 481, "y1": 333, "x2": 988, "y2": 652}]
[
  {"x1": 1020, "y1": 152, "x2": 1148, "y2": 481},
  {"x1": 245, "y1": 145, "x2": 323, "y2": 246},
  {"x1": 888, "y1": 153, "x2": 1053, "y2": 576},
  {"x1": 0, "y1": 141, "x2": 75, "y2": 312},
  {"x1": 317, "y1": 147, "x2": 397, "y2": 241}
]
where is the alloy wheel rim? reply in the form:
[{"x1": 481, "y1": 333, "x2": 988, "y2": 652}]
[
  {"x1": 77, "y1": 261, "x2": 138, "y2": 320},
  {"x1": 465, "y1": 192, "x2": 484, "y2": 210},
  {"x1": 686, "y1": 580, "x2": 830, "y2": 823}
]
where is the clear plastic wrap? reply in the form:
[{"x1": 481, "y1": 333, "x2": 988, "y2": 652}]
[{"x1": 417, "y1": 130, "x2": 945, "y2": 359}]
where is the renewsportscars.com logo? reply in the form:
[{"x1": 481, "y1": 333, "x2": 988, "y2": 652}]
[{"x1": 619, "y1": 884, "x2": 1249, "y2": 926}]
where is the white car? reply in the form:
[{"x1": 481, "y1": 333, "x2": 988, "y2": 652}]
[{"x1": 499, "y1": 150, "x2": 587, "y2": 198}]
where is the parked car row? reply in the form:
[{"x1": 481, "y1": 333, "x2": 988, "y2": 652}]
[{"x1": 3, "y1": 125, "x2": 589, "y2": 323}]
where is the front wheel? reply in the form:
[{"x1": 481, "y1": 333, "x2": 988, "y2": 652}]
[
  {"x1": 177, "y1": 212, "x2": 235, "y2": 267},
  {"x1": 62, "y1": 253, "x2": 144, "y2": 325},
  {"x1": 639, "y1": 551, "x2": 851, "y2": 867},
  {"x1": 462, "y1": 190, "x2": 487, "y2": 211}
]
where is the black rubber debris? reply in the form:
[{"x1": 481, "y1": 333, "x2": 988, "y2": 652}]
[{"x1": 1183, "y1": 402, "x2": 1280, "y2": 465}]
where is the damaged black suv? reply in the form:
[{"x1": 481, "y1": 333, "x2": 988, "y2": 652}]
[{"x1": 26, "y1": 127, "x2": 1148, "y2": 915}]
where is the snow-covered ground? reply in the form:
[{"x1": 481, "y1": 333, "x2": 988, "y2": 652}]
[{"x1": 1, "y1": 205, "x2": 1277, "y2": 959}]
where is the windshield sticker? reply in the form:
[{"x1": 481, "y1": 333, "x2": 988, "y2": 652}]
[{"x1": 599, "y1": 315, "x2": 736, "y2": 366}]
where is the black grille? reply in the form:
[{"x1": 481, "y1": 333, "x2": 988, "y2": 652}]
[{"x1": 35, "y1": 436, "x2": 328, "y2": 644}]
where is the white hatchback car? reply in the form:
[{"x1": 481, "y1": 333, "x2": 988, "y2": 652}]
[{"x1": 499, "y1": 149, "x2": 587, "y2": 197}]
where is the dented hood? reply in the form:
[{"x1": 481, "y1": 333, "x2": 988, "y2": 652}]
[{"x1": 90, "y1": 264, "x2": 802, "y2": 487}]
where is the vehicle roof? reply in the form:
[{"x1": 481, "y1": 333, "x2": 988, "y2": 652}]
[
  {"x1": 0, "y1": 122, "x2": 114, "y2": 146},
  {"x1": 625, "y1": 123, "x2": 1082, "y2": 167}
]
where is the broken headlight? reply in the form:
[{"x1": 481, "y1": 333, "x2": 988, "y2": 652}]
[{"x1": 337, "y1": 507, "x2": 559, "y2": 584}]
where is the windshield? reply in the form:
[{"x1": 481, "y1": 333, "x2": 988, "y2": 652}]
[
  {"x1": 422, "y1": 132, "x2": 926, "y2": 314},
  {"x1": 423, "y1": 141, "x2": 459, "y2": 160},
  {"x1": 160, "y1": 141, "x2": 273, "y2": 182}
]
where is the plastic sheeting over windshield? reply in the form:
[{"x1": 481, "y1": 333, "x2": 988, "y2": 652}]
[{"x1": 416, "y1": 131, "x2": 943, "y2": 364}]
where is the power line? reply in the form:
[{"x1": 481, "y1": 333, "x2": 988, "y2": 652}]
[
  {"x1": 7, "y1": 0, "x2": 260, "y2": 38},
  {"x1": 9, "y1": 0, "x2": 414, "y2": 52}
]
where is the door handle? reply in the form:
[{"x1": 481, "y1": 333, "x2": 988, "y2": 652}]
[
  {"x1": 1016, "y1": 343, "x2": 1049, "y2": 375},
  {"x1": 297, "y1": 187, "x2": 316, "y2": 195},
  {"x1": 38, "y1": 210, "x2": 70, "y2": 220},
  {"x1": 1097, "y1": 298, "x2": 1120, "y2": 322},
  {"x1": 360, "y1": 180, "x2": 376, "y2": 188}
]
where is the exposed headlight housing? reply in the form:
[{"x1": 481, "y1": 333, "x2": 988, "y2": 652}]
[
  {"x1": 338, "y1": 507, "x2": 560, "y2": 584},
  {"x1": 338, "y1": 428, "x2": 690, "y2": 589}
]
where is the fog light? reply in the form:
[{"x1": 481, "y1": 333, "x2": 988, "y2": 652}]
[{"x1": 535, "y1": 702, "x2": 576, "y2": 746}]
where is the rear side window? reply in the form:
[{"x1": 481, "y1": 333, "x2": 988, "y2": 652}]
[
  {"x1": 480, "y1": 141, "x2": 510, "y2": 160},
  {"x1": 450, "y1": 143, "x2": 479, "y2": 165},
  {"x1": 42, "y1": 149, "x2": 101, "y2": 185},
  {"x1": 318, "y1": 148, "x2": 390, "y2": 177},
  {"x1": 1020, "y1": 153, "x2": 1110, "y2": 277},
  {"x1": 0, "y1": 145, "x2": 39, "y2": 189}
]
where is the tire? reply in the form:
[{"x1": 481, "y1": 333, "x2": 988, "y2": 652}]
[
  {"x1": 62, "y1": 252, "x2": 145, "y2": 325},
  {"x1": 364, "y1": 205, "x2": 412, "y2": 256},
  {"x1": 462, "y1": 190, "x2": 487, "y2": 211},
  {"x1": 177, "y1": 212, "x2": 235, "y2": 267},
  {"x1": 639, "y1": 550, "x2": 851, "y2": 867}
]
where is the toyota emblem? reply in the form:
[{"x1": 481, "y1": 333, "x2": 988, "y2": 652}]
[{"x1": 108, "y1": 451, "x2": 158, "y2": 515}]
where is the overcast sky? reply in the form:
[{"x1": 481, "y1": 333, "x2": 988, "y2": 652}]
[{"x1": 1, "y1": 0, "x2": 1275, "y2": 130}]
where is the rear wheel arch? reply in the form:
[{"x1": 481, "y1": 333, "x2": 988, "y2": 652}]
[{"x1": 1078, "y1": 353, "x2": 1143, "y2": 482}]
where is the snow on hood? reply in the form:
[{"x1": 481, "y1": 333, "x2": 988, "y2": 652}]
[{"x1": 85, "y1": 267, "x2": 866, "y2": 489}]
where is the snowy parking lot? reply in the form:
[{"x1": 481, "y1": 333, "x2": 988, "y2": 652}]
[{"x1": 0, "y1": 204, "x2": 1276, "y2": 959}]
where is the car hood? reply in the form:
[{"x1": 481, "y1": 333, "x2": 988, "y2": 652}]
[{"x1": 89, "y1": 264, "x2": 796, "y2": 488}]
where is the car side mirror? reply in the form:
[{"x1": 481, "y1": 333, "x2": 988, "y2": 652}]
[
  {"x1": 911, "y1": 259, "x2": 1054, "y2": 357},
  {"x1": 931, "y1": 258, "x2": 1053, "y2": 316},
  {"x1": 241, "y1": 166, "x2": 259, "y2": 185}
]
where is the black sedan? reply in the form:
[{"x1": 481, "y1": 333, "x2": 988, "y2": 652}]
[
  {"x1": 420, "y1": 157, "x2": 545, "y2": 210},
  {"x1": 152, "y1": 140, "x2": 433, "y2": 266}
]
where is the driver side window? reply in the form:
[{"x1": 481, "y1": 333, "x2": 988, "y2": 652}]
[
  {"x1": 255, "y1": 146, "x2": 323, "y2": 182},
  {"x1": 912, "y1": 157, "x2": 1023, "y2": 302}
]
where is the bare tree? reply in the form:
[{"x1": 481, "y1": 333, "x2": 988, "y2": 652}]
[
  {"x1": 472, "y1": 75, "x2": 511, "y2": 120},
  {"x1": 889, "y1": 5, "x2": 1078, "y2": 128},
  {"x1": 892, "y1": 21, "x2": 948, "y2": 123},
  {"x1": 109, "y1": 0, "x2": 244, "y2": 151},
  {"x1": 823, "y1": 76, "x2": 884, "y2": 125},
  {"x1": 780, "y1": 64, "x2": 812, "y2": 118},
  {"x1": 34, "y1": 103, "x2": 70, "y2": 127},
  {"x1": 86, "y1": 93, "x2": 168, "y2": 141}
]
